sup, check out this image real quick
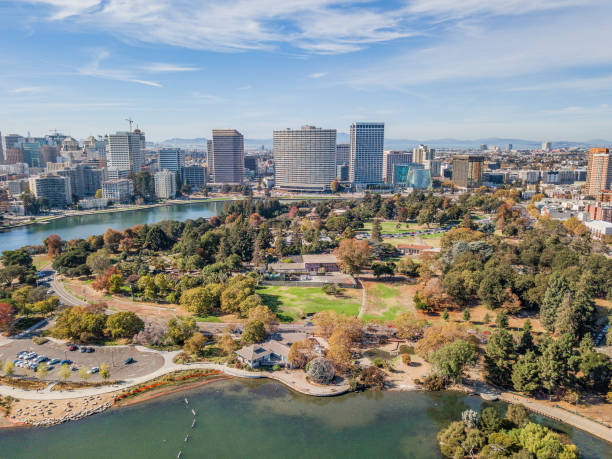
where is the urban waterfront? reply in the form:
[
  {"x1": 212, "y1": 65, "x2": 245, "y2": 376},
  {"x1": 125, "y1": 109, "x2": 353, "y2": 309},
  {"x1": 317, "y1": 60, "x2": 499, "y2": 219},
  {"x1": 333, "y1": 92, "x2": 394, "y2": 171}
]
[
  {"x1": 0, "y1": 379, "x2": 609, "y2": 459},
  {"x1": 0, "y1": 201, "x2": 224, "y2": 252}
]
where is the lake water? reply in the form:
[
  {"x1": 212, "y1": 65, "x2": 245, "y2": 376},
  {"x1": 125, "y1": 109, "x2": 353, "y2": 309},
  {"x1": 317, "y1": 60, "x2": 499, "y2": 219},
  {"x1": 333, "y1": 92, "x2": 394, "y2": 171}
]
[
  {"x1": 0, "y1": 201, "x2": 224, "y2": 252},
  {"x1": 0, "y1": 379, "x2": 609, "y2": 459}
]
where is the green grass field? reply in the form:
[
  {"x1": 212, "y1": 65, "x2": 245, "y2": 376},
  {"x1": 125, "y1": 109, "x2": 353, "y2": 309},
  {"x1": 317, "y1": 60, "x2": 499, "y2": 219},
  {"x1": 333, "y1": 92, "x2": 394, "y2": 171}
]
[
  {"x1": 362, "y1": 221, "x2": 438, "y2": 234},
  {"x1": 257, "y1": 285, "x2": 361, "y2": 321},
  {"x1": 383, "y1": 233, "x2": 443, "y2": 248},
  {"x1": 361, "y1": 283, "x2": 406, "y2": 322}
]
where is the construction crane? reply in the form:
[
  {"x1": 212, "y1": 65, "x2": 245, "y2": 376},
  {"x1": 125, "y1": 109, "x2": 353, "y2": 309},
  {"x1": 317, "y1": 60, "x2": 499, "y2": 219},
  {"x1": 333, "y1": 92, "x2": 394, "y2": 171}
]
[{"x1": 125, "y1": 118, "x2": 135, "y2": 132}]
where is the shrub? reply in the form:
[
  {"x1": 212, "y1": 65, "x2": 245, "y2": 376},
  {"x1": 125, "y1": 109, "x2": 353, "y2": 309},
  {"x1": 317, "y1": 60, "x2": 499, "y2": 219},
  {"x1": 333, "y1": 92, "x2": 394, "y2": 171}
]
[
  {"x1": 361, "y1": 366, "x2": 385, "y2": 389},
  {"x1": 422, "y1": 373, "x2": 446, "y2": 391},
  {"x1": 401, "y1": 354, "x2": 411, "y2": 365},
  {"x1": 398, "y1": 344, "x2": 414, "y2": 354},
  {"x1": 32, "y1": 336, "x2": 48, "y2": 345},
  {"x1": 272, "y1": 364, "x2": 281, "y2": 371},
  {"x1": 306, "y1": 357, "x2": 335, "y2": 384}
]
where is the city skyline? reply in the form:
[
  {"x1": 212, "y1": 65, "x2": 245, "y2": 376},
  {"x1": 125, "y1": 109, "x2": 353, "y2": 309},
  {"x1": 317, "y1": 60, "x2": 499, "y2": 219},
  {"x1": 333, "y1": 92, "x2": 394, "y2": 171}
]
[{"x1": 1, "y1": 1, "x2": 611, "y2": 141}]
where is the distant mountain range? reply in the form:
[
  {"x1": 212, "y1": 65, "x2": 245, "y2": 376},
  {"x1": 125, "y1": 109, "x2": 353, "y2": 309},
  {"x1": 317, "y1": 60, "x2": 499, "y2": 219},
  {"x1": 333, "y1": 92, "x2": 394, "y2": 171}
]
[{"x1": 154, "y1": 136, "x2": 612, "y2": 150}]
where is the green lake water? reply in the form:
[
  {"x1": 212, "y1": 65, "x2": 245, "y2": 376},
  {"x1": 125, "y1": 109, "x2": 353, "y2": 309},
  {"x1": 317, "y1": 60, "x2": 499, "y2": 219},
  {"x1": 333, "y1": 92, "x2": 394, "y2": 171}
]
[
  {"x1": 0, "y1": 201, "x2": 224, "y2": 252},
  {"x1": 0, "y1": 379, "x2": 609, "y2": 459}
]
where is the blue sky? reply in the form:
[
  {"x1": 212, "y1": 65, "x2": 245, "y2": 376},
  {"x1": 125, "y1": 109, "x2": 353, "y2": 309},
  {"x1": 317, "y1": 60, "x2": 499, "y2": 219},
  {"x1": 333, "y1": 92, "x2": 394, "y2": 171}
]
[{"x1": 0, "y1": 0, "x2": 611, "y2": 141}]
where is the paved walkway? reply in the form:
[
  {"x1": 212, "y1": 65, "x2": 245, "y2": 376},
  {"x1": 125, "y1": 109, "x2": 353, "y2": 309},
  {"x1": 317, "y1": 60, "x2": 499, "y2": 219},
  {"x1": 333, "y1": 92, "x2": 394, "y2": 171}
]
[
  {"x1": 357, "y1": 278, "x2": 366, "y2": 319},
  {"x1": 0, "y1": 349, "x2": 348, "y2": 400},
  {"x1": 498, "y1": 392, "x2": 612, "y2": 443}
]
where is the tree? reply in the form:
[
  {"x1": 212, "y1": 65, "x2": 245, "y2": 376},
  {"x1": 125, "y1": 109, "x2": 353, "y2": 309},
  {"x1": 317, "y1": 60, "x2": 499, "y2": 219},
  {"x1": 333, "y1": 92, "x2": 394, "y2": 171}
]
[
  {"x1": 506, "y1": 404, "x2": 531, "y2": 428},
  {"x1": 483, "y1": 313, "x2": 490, "y2": 324},
  {"x1": 512, "y1": 350, "x2": 541, "y2": 394},
  {"x1": 330, "y1": 179, "x2": 339, "y2": 193},
  {"x1": 327, "y1": 329, "x2": 353, "y2": 371},
  {"x1": 540, "y1": 273, "x2": 569, "y2": 332},
  {"x1": 485, "y1": 329, "x2": 516, "y2": 385},
  {"x1": 180, "y1": 284, "x2": 222, "y2": 316},
  {"x1": 105, "y1": 311, "x2": 144, "y2": 339},
  {"x1": 371, "y1": 219, "x2": 382, "y2": 242},
  {"x1": 430, "y1": 339, "x2": 476, "y2": 383},
  {"x1": 242, "y1": 320, "x2": 266, "y2": 345},
  {"x1": 334, "y1": 238, "x2": 371, "y2": 275},
  {"x1": 58, "y1": 363, "x2": 70, "y2": 381},
  {"x1": 94, "y1": 189, "x2": 103, "y2": 198},
  {"x1": 538, "y1": 334, "x2": 575, "y2": 393},
  {"x1": 247, "y1": 305, "x2": 279, "y2": 333},
  {"x1": 461, "y1": 409, "x2": 479, "y2": 429},
  {"x1": 288, "y1": 339, "x2": 315, "y2": 369},
  {"x1": 442, "y1": 309, "x2": 449, "y2": 321},
  {"x1": 108, "y1": 273, "x2": 124, "y2": 294},
  {"x1": 517, "y1": 320, "x2": 535, "y2": 354},
  {"x1": 462, "y1": 308, "x2": 471, "y2": 322},
  {"x1": 217, "y1": 327, "x2": 236, "y2": 356},
  {"x1": 501, "y1": 288, "x2": 522, "y2": 315},
  {"x1": 4, "y1": 361, "x2": 14, "y2": 376},
  {"x1": 86, "y1": 249, "x2": 112, "y2": 275},
  {"x1": 99, "y1": 363, "x2": 110, "y2": 381},
  {"x1": 166, "y1": 316, "x2": 197, "y2": 345},
  {"x1": 0, "y1": 303, "x2": 14, "y2": 331},
  {"x1": 437, "y1": 421, "x2": 466, "y2": 458},
  {"x1": 183, "y1": 332, "x2": 207, "y2": 357},
  {"x1": 513, "y1": 423, "x2": 579, "y2": 459},
  {"x1": 479, "y1": 407, "x2": 503, "y2": 434},
  {"x1": 36, "y1": 362, "x2": 49, "y2": 379},
  {"x1": 371, "y1": 261, "x2": 395, "y2": 278},
  {"x1": 396, "y1": 258, "x2": 418, "y2": 276},
  {"x1": 78, "y1": 367, "x2": 90, "y2": 381},
  {"x1": 579, "y1": 349, "x2": 612, "y2": 391},
  {"x1": 43, "y1": 234, "x2": 63, "y2": 257},
  {"x1": 495, "y1": 310, "x2": 508, "y2": 329},
  {"x1": 392, "y1": 312, "x2": 426, "y2": 340}
]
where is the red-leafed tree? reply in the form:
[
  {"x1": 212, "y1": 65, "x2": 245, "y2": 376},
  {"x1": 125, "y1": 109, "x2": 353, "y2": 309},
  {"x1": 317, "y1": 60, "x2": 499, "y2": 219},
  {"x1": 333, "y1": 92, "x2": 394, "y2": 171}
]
[
  {"x1": 44, "y1": 234, "x2": 63, "y2": 257},
  {"x1": 0, "y1": 303, "x2": 14, "y2": 331}
]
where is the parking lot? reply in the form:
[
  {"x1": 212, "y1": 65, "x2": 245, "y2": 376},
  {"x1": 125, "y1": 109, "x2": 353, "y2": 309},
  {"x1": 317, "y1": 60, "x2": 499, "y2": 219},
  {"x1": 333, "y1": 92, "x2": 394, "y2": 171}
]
[{"x1": 0, "y1": 339, "x2": 164, "y2": 382}]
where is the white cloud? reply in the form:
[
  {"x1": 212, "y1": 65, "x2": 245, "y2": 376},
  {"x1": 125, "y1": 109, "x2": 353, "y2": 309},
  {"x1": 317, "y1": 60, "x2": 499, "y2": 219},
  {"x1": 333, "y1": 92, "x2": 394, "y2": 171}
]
[
  {"x1": 191, "y1": 92, "x2": 224, "y2": 103},
  {"x1": 237, "y1": 85, "x2": 252, "y2": 90},
  {"x1": 23, "y1": 0, "x2": 415, "y2": 54},
  {"x1": 308, "y1": 72, "x2": 327, "y2": 79},
  {"x1": 345, "y1": 3, "x2": 612, "y2": 88},
  {"x1": 405, "y1": 0, "x2": 594, "y2": 18},
  {"x1": 142, "y1": 63, "x2": 199, "y2": 72},
  {"x1": 79, "y1": 50, "x2": 162, "y2": 87},
  {"x1": 8, "y1": 86, "x2": 46, "y2": 94},
  {"x1": 510, "y1": 75, "x2": 612, "y2": 91}
]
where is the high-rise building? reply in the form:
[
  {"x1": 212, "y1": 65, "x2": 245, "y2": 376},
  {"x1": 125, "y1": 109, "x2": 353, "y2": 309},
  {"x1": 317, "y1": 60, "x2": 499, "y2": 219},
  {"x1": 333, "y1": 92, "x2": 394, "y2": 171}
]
[
  {"x1": 159, "y1": 148, "x2": 185, "y2": 177},
  {"x1": 39, "y1": 145, "x2": 58, "y2": 167},
  {"x1": 349, "y1": 122, "x2": 384, "y2": 185},
  {"x1": 28, "y1": 174, "x2": 71, "y2": 208},
  {"x1": 5, "y1": 148, "x2": 24, "y2": 165},
  {"x1": 452, "y1": 155, "x2": 484, "y2": 189},
  {"x1": 393, "y1": 163, "x2": 423, "y2": 185},
  {"x1": 423, "y1": 159, "x2": 442, "y2": 178},
  {"x1": 273, "y1": 125, "x2": 336, "y2": 191},
  {"x1": 586, "y1": 148, "x2": 612, "y2": 197},
  {"x1": 479, "y1": 144, "x2": 488, "y2": 151},
  {"x1": 382, "y1": 150, "x2": 412, "y2": 183},
  {"x1": 210, "y1": 129, "x2": 244, "y2": 185},
  {"x1": 106, "y1": 131, "x2": 144, "y2": 173},
  {"x1": 507, "y1": 144, "x2": 513, "y2": 152},
  {"x1": 154, "y1": 170, "x2": 177, "y2": 199},
  {"x1": 22, "y1": 140, "x2": 42, "y2": 167},
  {"x1": 182, "y1": 165, "x2": 206, "y2": 190},
  {"x1": 542, "y1": 141, "x2": 552, "y2": 151},
  {"x1": 2, "y1": 134, "x2": 24, "y2": 160},
  {"x1": 412, "y1": 145, "x2": 434, "y2": 165},
  {"x1": 336, "y1": 143, "x2": 350, "y2": 166}
]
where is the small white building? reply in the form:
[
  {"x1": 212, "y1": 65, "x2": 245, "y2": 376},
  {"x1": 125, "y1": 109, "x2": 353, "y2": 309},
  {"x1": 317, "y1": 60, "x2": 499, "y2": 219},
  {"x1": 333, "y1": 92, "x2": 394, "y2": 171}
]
[
  {"x1": 154, "y1": 170, "x2": 177, "y2": 199},
  {"x1": 102, "y1": 179, "x2": 133, "y2": 203},
  {"x1": 585, "y1": 220, "x2": 612, "y2": 239}
]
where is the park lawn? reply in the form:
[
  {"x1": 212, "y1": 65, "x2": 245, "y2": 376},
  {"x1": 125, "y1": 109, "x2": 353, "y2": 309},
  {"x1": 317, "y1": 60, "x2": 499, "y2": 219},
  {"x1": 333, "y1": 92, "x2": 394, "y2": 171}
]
[
  {"x1": 362, "y1": 221, "x2": 438, "y2": 234},
  {"x1": 32, "y1": 254, "x2": 53, "y2": 270},
  {"x1": 383, "y1": 233, "x2": 442, "y2": 248},
  {"x1": 257, "y1": 285, "x2": 361, "y2": 321},
  {"x1": 360, "y1": 280, "x2": 417, "y2": 322}
]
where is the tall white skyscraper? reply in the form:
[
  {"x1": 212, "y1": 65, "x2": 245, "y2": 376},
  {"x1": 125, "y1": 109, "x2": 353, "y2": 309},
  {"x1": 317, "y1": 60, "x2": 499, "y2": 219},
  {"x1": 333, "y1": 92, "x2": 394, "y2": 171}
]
[
  {"x1": 273, "y1": 125, "x2": 336, "y2": 191},
  {"x1": 349, "y1": 122, "x2": 384, "y2": 185},
  {"x1": 413, "y1": 144, "x2": 434, "y2": 164},
  {"x1": 106, "y1": 131, "x2": 144, "y2": 173}
]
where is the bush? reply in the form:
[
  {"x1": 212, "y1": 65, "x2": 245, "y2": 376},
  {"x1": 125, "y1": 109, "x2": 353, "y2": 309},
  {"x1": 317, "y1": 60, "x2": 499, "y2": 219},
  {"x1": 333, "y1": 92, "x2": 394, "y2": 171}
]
[
  {"x1": 422, "y1": 373, "x2": 446, "y2": 391},
  {"x1": 272, "y1": 364, "x2": 281, "y2": 371},
  {"x1": 401, "y1": 354, "x2": 411, "y2": 365},
  {"x1": 32, "y1": 336, "x2": 48, "y2": 345},
  {"x1": 399, "y1": 344, "x2": 414, "y2": 354},
  {"x1": 361, "y1": 366, "x2": 385, "y2": 389}
]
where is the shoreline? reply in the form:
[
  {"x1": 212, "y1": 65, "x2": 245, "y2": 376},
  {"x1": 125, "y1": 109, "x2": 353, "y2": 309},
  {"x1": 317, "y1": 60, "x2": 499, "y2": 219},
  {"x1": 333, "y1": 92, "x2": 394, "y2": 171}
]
[{"x1": 1, "y1": 372, "x2": 611, "y2": 443}]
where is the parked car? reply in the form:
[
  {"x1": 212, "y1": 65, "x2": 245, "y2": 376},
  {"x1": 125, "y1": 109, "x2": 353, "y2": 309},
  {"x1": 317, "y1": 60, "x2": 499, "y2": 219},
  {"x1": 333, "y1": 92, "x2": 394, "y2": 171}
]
[
  {"x1": 59, "y1": 359, "x2": 71, "y2": 366},
  {"x1": 86, "y1": 347, "x2": 95, "y2": 353},
  {"x1": 69, "y1": 345, "x2": 78, "y2": 351},
  {"x1": 124, "y1": 357, "x2": 135, "y2": 365},
  {"x1": 48, "y1": 358, "x2": 60, "y2": 365},
  {"x1": 88, "y1": 367, "x2": 99, "y2": 374}
]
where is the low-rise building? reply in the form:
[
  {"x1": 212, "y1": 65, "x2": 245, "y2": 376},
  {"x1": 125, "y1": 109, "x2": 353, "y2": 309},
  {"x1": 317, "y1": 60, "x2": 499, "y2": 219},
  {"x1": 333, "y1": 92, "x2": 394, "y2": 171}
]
[
  {"x1": 236, "y1": 333, "x2": 313, "y2": 368},
  {"x1": 102, "y1": 179, "x2": 133, "y2": 203},
  {"x1": 585, "y1": 220, "x2": 612, "y2": 238}
]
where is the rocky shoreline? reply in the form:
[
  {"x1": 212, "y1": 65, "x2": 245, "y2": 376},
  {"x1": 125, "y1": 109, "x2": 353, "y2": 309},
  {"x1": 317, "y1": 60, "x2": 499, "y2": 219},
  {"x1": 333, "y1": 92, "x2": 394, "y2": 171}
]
[{"x1": 9, "y1": 395, "x2": 113, "y2": 427}]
